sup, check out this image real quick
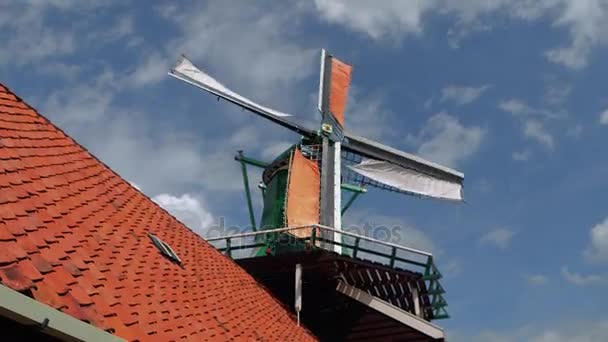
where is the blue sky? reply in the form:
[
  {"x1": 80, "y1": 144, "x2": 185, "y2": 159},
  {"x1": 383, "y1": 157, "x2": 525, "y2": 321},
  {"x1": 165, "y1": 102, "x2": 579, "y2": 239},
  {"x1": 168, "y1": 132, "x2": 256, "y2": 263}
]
[{"x1": 2, "y1": 1, "x2": 608, "y2": 340}]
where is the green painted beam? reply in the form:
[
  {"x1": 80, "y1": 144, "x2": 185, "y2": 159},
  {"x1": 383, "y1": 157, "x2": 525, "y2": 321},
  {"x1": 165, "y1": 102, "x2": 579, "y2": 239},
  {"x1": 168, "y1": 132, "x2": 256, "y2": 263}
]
[
  {"x1": 234, "y1": 154, "x2": 269, "y2": 168},
  {"x1": 341, "y1": 183, "x2": 367, "y2": 193},
  {"x1": 0, "y1": 284, "x2": 125, "y2": 342},
  {"x1": 237, "y1": 151, "x2": 257, "y2": 232},
  {"x1": 341, "y1": 192, "x2": 361, "y2": 215}
]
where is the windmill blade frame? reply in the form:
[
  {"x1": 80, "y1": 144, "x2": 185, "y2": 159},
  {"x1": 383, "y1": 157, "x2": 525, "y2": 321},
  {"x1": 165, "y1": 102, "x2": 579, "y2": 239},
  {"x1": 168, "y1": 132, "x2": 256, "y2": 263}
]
[
  {"x1": 343, "y1": 132, "x2": 463, "y2": 181},
  {"x1": 341, "y1": 132, "x2": 464, "y2": 201},
  {"x1": 168, "y1": 55, "x2": 315, "y2": 137},
  {"x1": 318, "y1": 49, "x2": 352, "y2": 142}
]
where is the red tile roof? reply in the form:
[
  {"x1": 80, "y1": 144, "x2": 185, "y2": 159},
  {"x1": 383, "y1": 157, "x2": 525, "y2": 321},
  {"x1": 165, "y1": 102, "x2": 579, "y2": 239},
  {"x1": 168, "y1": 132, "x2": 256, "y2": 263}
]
[{"x1": 0, "y1": 83, "x2": 316, "y2": 341}]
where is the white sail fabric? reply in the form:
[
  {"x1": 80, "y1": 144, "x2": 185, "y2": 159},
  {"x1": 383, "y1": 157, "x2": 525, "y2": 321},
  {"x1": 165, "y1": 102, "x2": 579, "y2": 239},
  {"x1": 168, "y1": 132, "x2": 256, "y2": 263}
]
[
  {"x1": 170, "y1": 56, "x2": 293, "y2": 117},
  {"x1": 348, "y1": 158, "x2": 463, "y2": 201}
]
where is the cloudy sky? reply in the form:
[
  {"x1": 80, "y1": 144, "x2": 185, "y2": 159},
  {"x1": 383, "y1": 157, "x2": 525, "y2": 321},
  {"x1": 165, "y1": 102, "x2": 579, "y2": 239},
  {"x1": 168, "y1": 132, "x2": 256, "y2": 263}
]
[{"x1": 2, "y1": 1, "x2": 608, "y2": 340}]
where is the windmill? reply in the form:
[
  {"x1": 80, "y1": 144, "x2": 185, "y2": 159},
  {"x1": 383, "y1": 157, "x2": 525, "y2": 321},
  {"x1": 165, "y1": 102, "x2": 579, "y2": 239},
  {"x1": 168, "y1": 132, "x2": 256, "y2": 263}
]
[{"x1": 169, "y1": 50, "x2": 463, "y2": 341}]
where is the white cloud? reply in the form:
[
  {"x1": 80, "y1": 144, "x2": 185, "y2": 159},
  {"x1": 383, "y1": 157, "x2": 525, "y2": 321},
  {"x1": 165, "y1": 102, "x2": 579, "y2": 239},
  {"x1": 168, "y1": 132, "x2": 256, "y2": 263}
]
[
  {"x1": 498, "y1": 99, "x2": 563, "y2": 119},
  {"x1": 261, "y1": 142, "x2": 294, "y2": 161},
  {"x1": 128, "y1": 53, "x2": 169, "y2": 88},
  {"x1": 499, "y1": 99, "x2": 562, "y2": 149},
  {"x1": 311, "y1": 0, "x2": 435, "y2": 40},
  {"x1": 85, "y1": 14, "x2": 135, "y2": 45},
  {"x1": 28, "y1": 7, "x2": 318, "y2": 203},
  {"x1": 2, "y1": 2, "x2": 275, "y2": 208},
  {"x1": 413, "y1": 112, "x2": 485, "y2": 167},
  {"x1": 512, "y1": 149, "x2": 532, "y2": 162},
  {"x1": 525, "y1": 274, "x2": 548, "y2": 285},
  {"x1": 468, "y1": 330, "x2": 517, "y2": 342},
  {"x1": 599, "y1": 109, "x2": 608, "y2": 125},
  {"x1": 584, "y1": 217, "x2": 608, "y2": 262},
  {"x1": 345, "y1": 88, "x2": 395, "y2": 140},
  {"x1": 530, "y1": 324, "x2": 608, "y2": 342},
  {"x1": 566, "y1": 124, "x2": 583, "y2": 138},
  {"x1": 310, "y1": 0, "x2": 608, "y2": 69},
  {"x1": 441, "y1": 85, "x2": 491, "y2": 105},
  {"x1": 35, "y1": 62, "x2": 83, "y2": 80},
  {"x1": 423, "y1": 97, "x2": 435, "y2": 110},
  {"x1": 544, "y1": 0, "x2": 608, "y2": 69},
  {"x1": 465, "y1": 320, "x2": 608, "y2": 342},
  {"x1": 479, "y1": 228, "x2": 515, "y2": 249},
  {"x1": 498, "y1": 98, "x2": 530, "y2": 115},
  {"x1": 561, "y1": 266, "x2": 604, "y2": 286},
  {"x1": 545, "y1": 43, "x2": 591, "y2": 70},
  {"x1": 310, "y1": 0, "x2": 509, "y2": 43},
  {"x1": 543, "y1": 82, "x2": 572, "y2": 106},
  {"x1": 140, "y1": 1, "x2": 317, "y2": 107},
  {"x1": 0, "y1": 2, "x2": 125, "y2": 66},
  {"x1": 43, "y1": 71, "x2": 116, "y2": 125},
  {"x1": 39, "y1": 71, "x2": 252, "y2": 196},
  {"x1": 343, "y1": 213, "x2": 437, "y2": 255},
  {"x1": 0, "y1": 16, "x2": 74, "y2": 66},
  {"x1": 442, "y1": 259, "x2": 463, "y2": 278},
  {"x1": 524, "y1": 119, "x2": 554, "y2": 149},
  {"x1": 447, "y1": 21, "x2": 492, "y2": 49},
  {"x1": 472, "y1": 178, "x2": 492, "y2": 193},
  {"x1": 340, "y1": 213, "x2": 440, "y2": 269},
  {"x1": 128, "y1": 181, "x2": 142, "y2": 191},
  {"x1": 152, "y1": 193, "x2": 214, "y2": 237}
]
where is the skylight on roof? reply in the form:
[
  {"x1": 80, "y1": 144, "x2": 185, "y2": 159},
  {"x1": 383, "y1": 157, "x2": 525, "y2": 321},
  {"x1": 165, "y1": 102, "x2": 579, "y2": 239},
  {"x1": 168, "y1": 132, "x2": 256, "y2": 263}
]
[{"x1": 148, "y1": 233, "x2": 182, "y2": 265}]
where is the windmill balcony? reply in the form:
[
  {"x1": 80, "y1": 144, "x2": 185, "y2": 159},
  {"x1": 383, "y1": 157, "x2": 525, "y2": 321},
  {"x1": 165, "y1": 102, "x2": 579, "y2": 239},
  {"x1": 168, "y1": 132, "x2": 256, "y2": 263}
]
[{"x1": 206, "y1": 224, "x2": 448, "y2": 341}]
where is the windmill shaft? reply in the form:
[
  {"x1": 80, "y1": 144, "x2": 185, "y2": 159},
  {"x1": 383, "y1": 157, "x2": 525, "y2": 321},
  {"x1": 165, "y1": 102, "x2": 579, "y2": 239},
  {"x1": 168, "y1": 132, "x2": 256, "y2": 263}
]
[{"x1": 320, "y1": 138, "x2": 342, "y2": 253}]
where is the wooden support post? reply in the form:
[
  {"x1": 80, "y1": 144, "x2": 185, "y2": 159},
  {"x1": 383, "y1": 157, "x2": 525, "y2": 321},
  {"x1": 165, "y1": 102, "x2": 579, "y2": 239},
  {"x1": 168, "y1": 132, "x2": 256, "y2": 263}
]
[{"x1": 412, "y1": 287, "x2": 421, "y2": 317}]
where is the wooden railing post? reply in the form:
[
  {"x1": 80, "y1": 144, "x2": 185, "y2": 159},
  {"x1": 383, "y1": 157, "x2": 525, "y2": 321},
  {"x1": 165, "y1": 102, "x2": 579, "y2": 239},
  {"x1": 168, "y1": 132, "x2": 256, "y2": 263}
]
[
  {"x1": 225, "y1": 238, "x2": 232, "y2": 258},
  {"x1": 353, "y1": 237, "x2": 360, "y2": 258}
]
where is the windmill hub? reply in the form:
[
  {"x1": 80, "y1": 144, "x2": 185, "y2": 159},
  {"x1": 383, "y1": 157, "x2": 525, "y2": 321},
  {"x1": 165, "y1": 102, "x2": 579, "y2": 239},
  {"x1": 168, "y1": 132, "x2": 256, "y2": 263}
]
[{"x1": 321, "y1": 122, "x2": 333, "y2": 135}]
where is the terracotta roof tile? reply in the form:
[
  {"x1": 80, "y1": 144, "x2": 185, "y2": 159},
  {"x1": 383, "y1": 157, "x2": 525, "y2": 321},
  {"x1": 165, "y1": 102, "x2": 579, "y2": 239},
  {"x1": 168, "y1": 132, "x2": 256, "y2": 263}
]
[{"x1": 0, "y1": 83, "x2": 316, "y2": 341}]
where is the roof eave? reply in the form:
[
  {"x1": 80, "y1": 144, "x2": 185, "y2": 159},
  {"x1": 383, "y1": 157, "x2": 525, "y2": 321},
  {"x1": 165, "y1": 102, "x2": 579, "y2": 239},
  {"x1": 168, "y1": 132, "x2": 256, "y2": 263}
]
[{"x1": 0, "y1": 285, "x2": 125, "y2": 342}]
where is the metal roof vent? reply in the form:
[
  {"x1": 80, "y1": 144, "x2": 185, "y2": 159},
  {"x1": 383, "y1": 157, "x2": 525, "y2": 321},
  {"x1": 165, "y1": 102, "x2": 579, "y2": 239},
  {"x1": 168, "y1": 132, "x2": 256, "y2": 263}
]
[{"x1": 148, "y1": 233, "x2": 182, "y2": 265}]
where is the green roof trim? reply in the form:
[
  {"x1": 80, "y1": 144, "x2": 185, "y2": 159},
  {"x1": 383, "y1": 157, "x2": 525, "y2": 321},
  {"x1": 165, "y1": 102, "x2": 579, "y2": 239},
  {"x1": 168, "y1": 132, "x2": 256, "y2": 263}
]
[{"x1": 0, "y1": 285, "x2": 125, "y2": 342}]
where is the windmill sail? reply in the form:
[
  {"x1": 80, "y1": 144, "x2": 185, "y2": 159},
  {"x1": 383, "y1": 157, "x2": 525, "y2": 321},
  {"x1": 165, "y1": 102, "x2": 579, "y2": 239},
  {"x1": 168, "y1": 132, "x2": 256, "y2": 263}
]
[
  {"x1": 342, "y1": 133, "x2": 464, "y2": 201},
  {"x1": 318, "y1": 49, "x2": 352, "y2": 141},
  {"x1": 345, "y1": 157, "x2": 463, "y2": 201},
  {"x1": 169, "y1": 56, "x2": 313, "y2": 136}
]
